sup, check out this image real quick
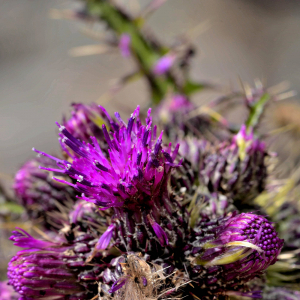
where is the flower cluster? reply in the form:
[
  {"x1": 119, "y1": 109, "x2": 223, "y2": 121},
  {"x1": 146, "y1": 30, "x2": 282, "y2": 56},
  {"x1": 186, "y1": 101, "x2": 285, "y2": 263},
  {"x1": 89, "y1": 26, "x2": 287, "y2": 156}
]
[
  {"x1": 5, "y1": 101, "x2": 295, "y2": 300},
  {"x1": 4, "y1": 0, "x2": 300, "y2": 297}
]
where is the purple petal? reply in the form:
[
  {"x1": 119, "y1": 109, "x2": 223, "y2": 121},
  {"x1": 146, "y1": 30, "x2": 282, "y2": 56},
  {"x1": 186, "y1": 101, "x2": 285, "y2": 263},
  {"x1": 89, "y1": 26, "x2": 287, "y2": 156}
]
[
  {"x1": 119, "y1": 34, "x2": 131, "y2": 58},
  {"x1": 153, "y1": 54, "x2": 176, "y2": 75},
  {"x1": 96, "y1": 224, "x2": 115, "y2": 250},
  {"x1": 147, "y1": 215, "x2": 169, "y2": 246},
  {"x1": 109, "y1": 277, "x2": 128, "y2": 293}
]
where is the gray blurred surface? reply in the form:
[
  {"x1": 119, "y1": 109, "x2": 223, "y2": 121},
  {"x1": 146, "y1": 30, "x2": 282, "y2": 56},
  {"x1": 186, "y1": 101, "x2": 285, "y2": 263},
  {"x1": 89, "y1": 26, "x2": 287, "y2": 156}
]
[{"x1": 1, "y1": 0, "x2": 300, "y2": 175}]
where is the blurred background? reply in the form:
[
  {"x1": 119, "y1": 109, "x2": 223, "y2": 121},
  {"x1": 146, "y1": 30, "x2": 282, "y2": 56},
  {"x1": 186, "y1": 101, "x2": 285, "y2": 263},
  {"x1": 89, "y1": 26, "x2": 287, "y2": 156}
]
[
  {"x1": 1, "y1": 0, "x2": 300, "y2": 176},
  {"x1": 1, "y1": 0, "x2": 300, "y2": 278}
]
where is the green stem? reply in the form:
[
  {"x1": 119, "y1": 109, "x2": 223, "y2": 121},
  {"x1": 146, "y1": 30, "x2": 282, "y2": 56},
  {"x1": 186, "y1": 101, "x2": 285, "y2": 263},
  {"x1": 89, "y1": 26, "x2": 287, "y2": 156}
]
[
  {"x1": 85, "y1": 0, "x2": 207, "y2": 104},
  {"x1": 86, "y1": 0, "x2": 171, "y2": 103}
]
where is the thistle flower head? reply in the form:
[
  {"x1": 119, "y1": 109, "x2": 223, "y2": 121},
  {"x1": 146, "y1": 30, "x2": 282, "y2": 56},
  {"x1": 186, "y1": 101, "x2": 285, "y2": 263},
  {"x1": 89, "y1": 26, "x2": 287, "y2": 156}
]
[
  {"x1": 7, "y1": 229, "x2": 88, "y2": 300},
  {"x1": 13, "y1": 156, "x2": 74, "y2": 228},
  {"x1": 182, "y1": 213, "x2": 283, "y2": 298},
  {"x1": 155, "y1": 94, "x2": 194, "y2": 125},
  {"x1": 199, "y1": 125, "x2": 267, "y2": 206},
  {"x1": 35, "y1": 106, "x2": 181, "y2": 210},
  {"x1": 7, "y1": 201, "x2": 114, "y2": 300},
  {"x1": 195, "y1": 213, "x2": 283, "y2": 276}
]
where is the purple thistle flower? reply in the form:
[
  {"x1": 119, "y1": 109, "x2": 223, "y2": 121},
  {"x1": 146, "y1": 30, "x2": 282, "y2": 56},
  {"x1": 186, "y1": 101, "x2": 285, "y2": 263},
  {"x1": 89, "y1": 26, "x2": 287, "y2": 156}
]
[
  {"x1": 199, "y1": 124, "x2": 267, "y2": 208},
  {"x1": 7, "y1": 200, "x2": 115, "y2": 300},
  {"x1": 35, "y1": 106, "x2": 181, "y2": 209},
  {"x1": 184, "y1": 212, "x2": 283, "y2": 298},
  {"x1": 7, "y1": 229, "x2": 88, "y2": 300},
  {"x1": 153, "y1": 53, "x2": 176, "y2": 75},
  {"x1": 119, "y1": 34, "x2": 131, "y2": 58},
  {"x1": 13, "y1": 156, "x2": 75, "y2": 229},
  {"x1": 195, "y1": 213, "x2": 283, "y2": 269},
  {"x1": 33, "y1": 106, "x2": 188, "y2": 253}
]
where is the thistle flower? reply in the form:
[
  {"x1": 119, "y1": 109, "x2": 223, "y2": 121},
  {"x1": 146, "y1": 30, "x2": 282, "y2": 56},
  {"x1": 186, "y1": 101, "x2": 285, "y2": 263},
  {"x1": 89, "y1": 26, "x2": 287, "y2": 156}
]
[
  {"x1": 154, "y1": 94, "x2": 230, "y2": 143},
  {"x1": 37, "y1": 106, "x2": 180, "y2": 209},
  {"x1": 185, "y1": 212, "x2": 283, "y2": 298},
  {"x1": 7, "y1": 201, "x2": 115, "y2": 300},
  {"x1": 13, "y1": 156, "x2": 75, "y2": 229},
  {"x1": 34, "y1": 106, "x2": 188, "y2": 253},
  {"x1": 7, "y1": 229, "x2": 91, "y2": 300},
  {"x1": 199, "y1": 125, "x2": 268, "y2": 208}
]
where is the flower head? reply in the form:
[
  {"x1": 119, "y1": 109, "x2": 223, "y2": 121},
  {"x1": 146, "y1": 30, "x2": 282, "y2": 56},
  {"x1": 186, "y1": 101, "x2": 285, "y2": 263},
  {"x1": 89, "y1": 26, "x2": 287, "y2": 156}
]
[
  {"x1": 7, "y1": 229, "x2": 88, "y2": 300},
  {"x1": 182, "y1": 213, "x2": 283, "y2": 298},
  {"x1": 13, "y1": 156, "x2": 75, "y2": 228},
  {"x1": 199, "y1": 125, "x2": 267, "y2": 207},
  {"x1": 35, "y1": 106, "x2": 181, "y2": 210},
  {"x1": 155, "y1": 94, "x2": 194, "y2": 125},
  {"x1": 7, "y1": 201, "x2": 113, "y2": 300},
  {"x1": 194, "y1": 213, "x2": 283, "y2": 277}
]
